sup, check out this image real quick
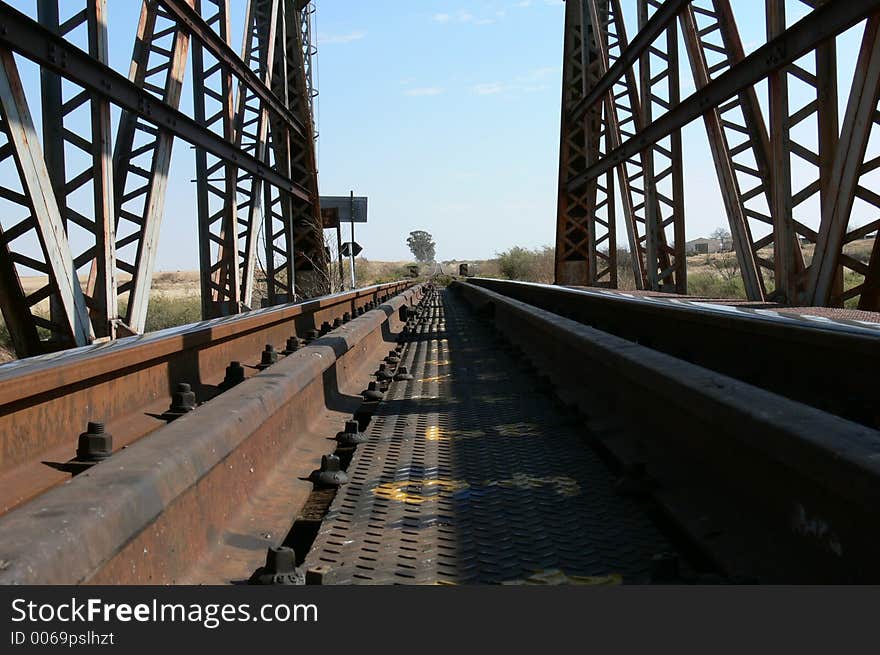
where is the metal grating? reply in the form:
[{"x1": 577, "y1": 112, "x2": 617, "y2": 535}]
[{"x1": 304, "y1": 289, "x2": 677, "y2": 584}]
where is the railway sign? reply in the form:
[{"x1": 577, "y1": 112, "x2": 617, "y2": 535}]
[
  {"x1": 341, "y1": 242, "x2": 362, "y2": 258},
  {"x1": 320, "y1": 196, "x2": 368, "y2": 227}
]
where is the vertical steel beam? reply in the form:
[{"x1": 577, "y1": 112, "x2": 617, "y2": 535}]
[
  {"x1": 555, "y1": 0, "x2": 593, "y2": 286},
  {"x1": 264, "y1": 0, "x2": 296, "y2": 305},
  {"x1": 286, "y1": 0, "x2": 327, "y2": 299},
  {"x1": 589, "y1": 0, "x2": 648, "y2": 287},
  {"x1": 234, "y1": 0, "x2": 279, "y2": 309},
  {"x1": 192, "y1": 0, "x2": 240, "y2": 318},
  {"x1": 638, "y1": 0, "x2": 685, "y2": 293},
  {"x1": 37, "y1": 0, "x2": 118, "y2": 339},
  {"x1": 767, "y1": 0, "x2": 830, "y2": 303}
]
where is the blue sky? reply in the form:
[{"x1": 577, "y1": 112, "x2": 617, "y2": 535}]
[
  {"x1": 1, "y1": 1, "x2": 872, "y2": 269},
  {"x1": 313, "y1": 0, "x2": 570, "y2": 264},
  {"x1": 310, "y1": 0, "x2": 868, "y2": 264}
]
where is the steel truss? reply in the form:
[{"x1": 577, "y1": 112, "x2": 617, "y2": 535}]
[
  {"x1": 557, "y1": 0, "x2": 880, "y2": 310},
  {"x1": 0, "y1": 0, "x2": 325, "y2": 357}
]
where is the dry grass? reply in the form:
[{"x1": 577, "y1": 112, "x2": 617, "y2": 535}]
[{"x1": 1, "y1": 239, "x2": 874, "y2": 361}]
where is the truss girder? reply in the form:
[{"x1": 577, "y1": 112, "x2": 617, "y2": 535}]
[{"x1": 556, "y1": 0, "x2": 880, "y2": 310}]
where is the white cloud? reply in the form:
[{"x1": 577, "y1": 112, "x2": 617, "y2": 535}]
[
  {"x1": 474, "y1": 82, "x2": 505, "y2": 95},
  {"x1": 319, "y1": 31, "x2": 366, "y2": 44},
  {"x1": 433, "y1": 9, "x2": 497, "y2": 25},
  {"x1": 473, "y1": 67, "x2": 561, "y2": 97},
  {"x1": 516, "y1": 66, "x2": 561, "y2": 82},
  {"x1": 405, "y1": 87, "x2": 444, "y2": 97}
]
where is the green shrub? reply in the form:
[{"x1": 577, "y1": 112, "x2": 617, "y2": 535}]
[
  {"x1": 495, "y1": 246, "x2": 555, "y2": 283},
  {"x1": 144, "y1": 294, "x2": 201, "y2": 332},
  {"x1": 687, "y1": 272, "x2": 746, "y2": 299}
]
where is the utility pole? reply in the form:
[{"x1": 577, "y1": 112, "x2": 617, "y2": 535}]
[{"x1": 349, "y1": 190, "x2": 357, "y2": 289}]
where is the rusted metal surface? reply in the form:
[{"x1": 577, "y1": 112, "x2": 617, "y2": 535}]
[
  {"x1": 0, "y1": 281, "x2": 411, "y2": 516},
  {"x1": 468, "y1": 278, "x2": 880, "y2": 428},
  {"x1": 0, "y1": 0, "x2": 326, "y2": 357},
  {"x1": 0, "y1": 284, "x2": 422, "y2": 584},
  {"x1": 454, "y1": 281, "x2": 880, "y2": 582}
]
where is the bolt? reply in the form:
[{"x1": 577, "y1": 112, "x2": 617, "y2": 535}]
[
  {"x1": 166, "y1": 382, "x2": 197, "y2": 419},
  {"x1": 320, "y1": 321, "x2": 332, "y2": 335},
  {"x1": 250, "y1": 546, "x2": 305, "y2": 585},
  {"x1": 362, "y1": 381, "x2": 384, "y2": 401},
  {"x1": 342, "y1": 312, "x2": 351, "y2": 323},
  {"x1": 308, "y1": 454, "x2": 349, "y2": 487},
  {"x1": 305, "y1": 566, "x2": 329, "y2": 585},
  {"x1": 333, "y1": 317, "x2": 342, "y2": 329},
  {"x1": 374, "y1": 363, "x2": 392, "y2": 381},
  {"x1": 283, "y1": 336, "x2": 301, "y2": 355},
  {"x1": 257, "y1": 344, "x2": 278, "y2": 370},
  {"x1": 76, "y1": 421, "x2": 112, "y2": 461},
  {"x1": 336, "y1": 419, "x2": 368, "y2": 446},
  {"x1": 385, "y1": 350, "x2": 400, "y2": 365},
  {"x1": 221, "y1": 361, "x2": 246, "y2": 389},
  {"x1": 394, "y1": 366, "x2": 414, "y2": 381}
]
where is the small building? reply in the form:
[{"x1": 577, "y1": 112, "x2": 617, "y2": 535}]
[{"x1": 685, "y1": 237, "x2": 725, "y2": 255}]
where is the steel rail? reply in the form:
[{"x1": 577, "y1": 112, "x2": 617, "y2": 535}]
[
  {"x1": 466, "y1": 278, "x2": 880, "y2": 429},
  {"x1": 0, "y1": 281, "x2": 412, "y2": 517},
  {"x1": 455, "y1": 282, "x2": 880, "y2": 582},
  {"x1": 0, "y1": 286, "x2": 423, "y2": 584},
  {"x1": 0, "y1": 3, "x2": 311, "y2": 201},
  {"x1": 566, "y1": 0, "x2": 880, "y2": 191}
]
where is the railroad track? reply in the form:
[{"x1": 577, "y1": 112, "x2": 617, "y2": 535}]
[{"x1": 0, "y1": 278, "x2": 878, "y2": 583}]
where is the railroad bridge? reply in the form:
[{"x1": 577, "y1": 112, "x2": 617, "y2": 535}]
[{"x1": 0, "y1": 0, "x2": 879, "y2": 584}]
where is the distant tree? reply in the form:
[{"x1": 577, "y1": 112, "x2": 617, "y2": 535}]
[
  {"x1": 710, "y1": 227, "x2": 732, "y2": 250},
  {"x1": 407, "y1": 231, "x2": 436, "y2": 263}
]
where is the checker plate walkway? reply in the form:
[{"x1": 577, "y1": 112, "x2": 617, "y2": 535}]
[{"x1": 303, "y1": 288, "x2": 678, "y2": 584}]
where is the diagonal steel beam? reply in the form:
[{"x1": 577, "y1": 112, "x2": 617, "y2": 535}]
[
  {"x1": 680, "y1": 1, "x2": 764, "y2": 300},
  {"x1": 112, "y1": 0, "x2": 193, "y2": 334},
  {"x1": 809, "y1": 15, "x2": 880, "y2": 309},
  {"x1": 566, "y1": 0, "x2": 880, "y2": 192},
  {"x1": 157, "y1": 0, "x2": 306, "y2": 140},
  {"x1": 0, "y1": 49, "x2": 91, "y2": 354}
]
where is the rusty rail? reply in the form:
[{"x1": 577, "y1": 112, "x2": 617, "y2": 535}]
[
  {"x1": 0, "y1": 283, "x2": 422, "y2": 584},
  {"x1": 0, "y1": 281, "x2": 412, "y2": 516}
]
